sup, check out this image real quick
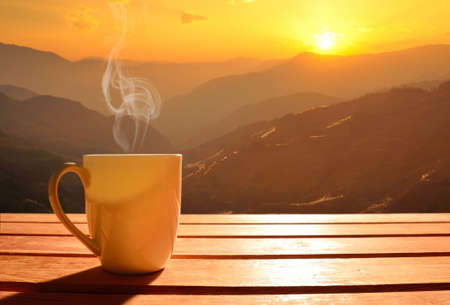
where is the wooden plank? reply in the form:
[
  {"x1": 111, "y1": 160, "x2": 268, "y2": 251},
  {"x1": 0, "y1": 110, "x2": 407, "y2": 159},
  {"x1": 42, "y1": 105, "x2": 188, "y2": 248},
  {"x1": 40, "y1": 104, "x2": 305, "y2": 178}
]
[
  {"x1": 2, "y1": 222, "x2": 450, "y2": 237},
  {"x1": 1, "y1": 214, "x2": 87, "y2": 224},
  {"x1": 0, "y1": 222, "x2": 88, "y2": 236},
  {"x1": 3, "y1": 213, "x2": 450, "y2": 224},
  {"x1": 2, "y1": 235, "x2": 450, "y2": 258},
  {"x1": 0, "y1": 236, "x2": 88, "y2": 256},
  {"x1": 2, "y1": 291, "x2": 450, "y2": 305},
  {"x1": 1, "y1": 255, "x2": 450, "y2": 294},
  {"x1": 180, "y1": 223, "x2": 450, "y2": 237}
]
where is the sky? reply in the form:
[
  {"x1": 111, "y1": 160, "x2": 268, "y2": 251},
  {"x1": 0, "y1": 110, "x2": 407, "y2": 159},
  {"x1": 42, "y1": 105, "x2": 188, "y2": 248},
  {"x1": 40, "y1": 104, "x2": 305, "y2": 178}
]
[{"x1": 1, "y1": 0, "x2": 450, "y2": 62}]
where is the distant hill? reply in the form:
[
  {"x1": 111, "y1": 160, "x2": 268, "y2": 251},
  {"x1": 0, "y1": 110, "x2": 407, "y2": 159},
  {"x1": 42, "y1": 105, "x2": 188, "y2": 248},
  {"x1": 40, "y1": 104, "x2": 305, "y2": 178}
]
[
  {"x1": 0, "y1": 43, "x2": 281, "y2": 115},
  {"x1": 0, "y1": 84, "x2": 37, "y2": 100},
  {"x1": 182, "y1": 92, "x2": 341, "y2": 148},
  {"x1": 0, "y1": 130, "x2": 89, "y2": 213},
  {"x1": 0, "y1": 130, "x2": 62, "y2": 212},
  {"x1": 0, "y1": 92, "x2": 175, "y2": 213},
  {"x1": 0, "y1": 92, "x2": 174, "y2": 160},
  {"x1": 155, "y1": 45, "x2": 450, "y2": 146},
  {"x1": 181, "y1": 82, "x2": 450, "y2": 213}
]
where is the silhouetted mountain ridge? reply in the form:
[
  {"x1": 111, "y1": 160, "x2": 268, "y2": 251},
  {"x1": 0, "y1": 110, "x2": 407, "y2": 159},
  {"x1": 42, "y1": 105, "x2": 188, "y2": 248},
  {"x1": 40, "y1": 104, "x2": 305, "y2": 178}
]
[
  {"x1": 0, "y1": 93, "x2": 174, "y2": 160},
  {"x1": 181, "y1": 82, "x2": 450, "y2": 213},
  {"x1": 0, "y1": 91, "x2": 175, "y2": 213},
  {"x1": 182, "y1": 92, "x2": 341, "y2": 148},
  {"x1": 0, "y1": 42, "x2": 281, "y2": 115},
  {"x1": 0, "y1": 129, "x2": 88, "y2": 213},
  {"x1": 0, "y1": 84, "x2": 37, "y2": 100},
  {"x1": 155, "y1": 45, "x2": 450, "y2": 147},
  {"x1": 0, "y1": 42, "x2": 67, "y2": 65}
]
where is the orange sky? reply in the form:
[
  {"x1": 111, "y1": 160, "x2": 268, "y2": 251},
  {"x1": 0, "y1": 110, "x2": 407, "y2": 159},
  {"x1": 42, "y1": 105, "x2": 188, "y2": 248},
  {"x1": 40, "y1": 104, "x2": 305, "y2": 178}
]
[{"x1": 1, "y1": 0, "x2": 449, "y2": 62}]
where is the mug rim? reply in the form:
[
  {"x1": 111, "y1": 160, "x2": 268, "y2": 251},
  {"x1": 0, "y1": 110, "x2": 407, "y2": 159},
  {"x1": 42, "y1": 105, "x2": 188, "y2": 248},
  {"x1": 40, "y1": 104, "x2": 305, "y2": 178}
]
[{"x1": 83, "y1": 154, "x2": 182, "y2": 157}]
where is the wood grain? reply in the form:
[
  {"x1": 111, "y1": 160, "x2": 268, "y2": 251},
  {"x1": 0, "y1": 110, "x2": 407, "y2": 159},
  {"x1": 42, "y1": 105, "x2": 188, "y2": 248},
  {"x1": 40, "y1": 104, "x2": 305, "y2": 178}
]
[
  {"x1": 2, "y1": 235, "x2": 450, "y2": 259},
  {"x1": 2, "y1": 213, "x2": 450, "y2": 224},
  {"x1": 1, "y1": 214, "x2": 87, "y2": 224},
  {"x1": 179, "y1": 223, "x2": 450, "y2": 237},
  {"x1": 1, "y1": 255, "x2": 450, "y2": 294},
  {"x1": 2, "y1": 222, "x2": 450, "y2": 237},
  {"x1": 2, "y1": 291, "x2": 450, "y2": 305},
  {"x1": 2, "y1": 213, "x2": 450, "y2": 302}
]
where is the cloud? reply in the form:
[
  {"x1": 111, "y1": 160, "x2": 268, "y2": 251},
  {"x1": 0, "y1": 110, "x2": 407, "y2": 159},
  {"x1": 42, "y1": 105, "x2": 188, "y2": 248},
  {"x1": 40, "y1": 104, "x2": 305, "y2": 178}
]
[
  {"x1": 181, "y1": 11, "x2": 208, "y2": 24},
  {"x1": 67, "y1": 6, "x2": 99, "y2": 30}
]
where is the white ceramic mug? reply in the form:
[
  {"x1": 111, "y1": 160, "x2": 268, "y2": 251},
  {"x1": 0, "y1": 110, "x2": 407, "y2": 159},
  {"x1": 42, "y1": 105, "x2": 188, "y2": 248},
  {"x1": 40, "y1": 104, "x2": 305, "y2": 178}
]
[{"x1": 48, "y1": 154, "x2": 182, "y2": 274}]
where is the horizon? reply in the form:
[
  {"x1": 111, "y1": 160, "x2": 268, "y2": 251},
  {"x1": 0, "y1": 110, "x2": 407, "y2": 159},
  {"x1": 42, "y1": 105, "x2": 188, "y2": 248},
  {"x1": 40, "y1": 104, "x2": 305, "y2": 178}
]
[
  {"x1": 1, "y1": 0, "x2": 450, "y2": 62},
  {"x1": 3, "y1": 40, "x2": 450, "y2": 64}
]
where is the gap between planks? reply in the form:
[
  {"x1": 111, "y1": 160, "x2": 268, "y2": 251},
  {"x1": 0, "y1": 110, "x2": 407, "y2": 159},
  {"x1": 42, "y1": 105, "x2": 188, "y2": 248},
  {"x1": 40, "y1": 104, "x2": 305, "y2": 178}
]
[
  {"x1": 2, "y1": 291, "x2": 450, "y2": 305},
  {"x1": 3, "y1": 236, "x2": 450, "y2": 259},
  {"x1": 3, "y1": 252, "x2": 450, "y2": 260},
  {"x1": 3, "y1": 281, "x2": 450, "y2": 295}
]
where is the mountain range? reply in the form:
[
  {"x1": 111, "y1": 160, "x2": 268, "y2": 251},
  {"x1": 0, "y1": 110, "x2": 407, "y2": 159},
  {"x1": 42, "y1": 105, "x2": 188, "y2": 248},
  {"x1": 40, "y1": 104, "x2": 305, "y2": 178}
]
[
  {"x1": 155, "y1": 45, "x2": 450, "y2": 147},
  {"x1": 0, "y1": 42, "x2": 280, "y2": 115},
  {"x1": 182, "y1": 82, "x2": 450, "y2": 213},
  {"x1": 0, "y1": 84, "x2": 37, "y2": 100},
  {"x1": 2, "y1": 43, "x2": 450, "y2": 214},
  {"x1": 0, "y1": 130, "x2": 64, "y2": 212},
  {"x1": 182, "y1": 92, "x2": 341, "y2": 149},
  {"x1": 0, "y1": 90, "x2": 174, "y2": 212},
  {"x1": 0, "y1": 92, "x2": 173, "y2": 160},
  {"x1": 3, "y1": 43, "x2": 450, "y2": 150}
]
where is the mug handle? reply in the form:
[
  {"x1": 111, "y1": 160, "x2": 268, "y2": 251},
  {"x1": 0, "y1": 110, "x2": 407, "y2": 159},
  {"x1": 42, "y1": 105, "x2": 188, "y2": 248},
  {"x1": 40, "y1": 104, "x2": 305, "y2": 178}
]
[{"x1": 48, "y1": 162, "x2": 100, "y2": 256}]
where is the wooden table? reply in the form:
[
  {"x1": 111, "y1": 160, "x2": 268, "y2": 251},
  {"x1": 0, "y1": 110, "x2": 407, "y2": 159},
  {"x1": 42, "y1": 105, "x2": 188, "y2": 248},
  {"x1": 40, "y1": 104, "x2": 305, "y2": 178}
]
[{"x1": 1, "y1": 213, "x2": 450, "y2": 304}]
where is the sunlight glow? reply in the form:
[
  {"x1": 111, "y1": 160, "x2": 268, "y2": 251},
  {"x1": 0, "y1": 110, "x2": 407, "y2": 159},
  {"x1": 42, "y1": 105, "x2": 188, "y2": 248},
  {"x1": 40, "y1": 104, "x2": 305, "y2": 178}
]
[{"x1": 314, "y1": 31, "x2": 337, "y2": 51}]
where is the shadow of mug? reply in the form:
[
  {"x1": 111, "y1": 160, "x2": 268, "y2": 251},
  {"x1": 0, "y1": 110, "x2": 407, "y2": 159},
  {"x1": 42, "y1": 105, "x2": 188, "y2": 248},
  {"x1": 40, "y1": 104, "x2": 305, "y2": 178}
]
[{"x1": 0, "y1": 266, "x2": 162, "y2": 305}]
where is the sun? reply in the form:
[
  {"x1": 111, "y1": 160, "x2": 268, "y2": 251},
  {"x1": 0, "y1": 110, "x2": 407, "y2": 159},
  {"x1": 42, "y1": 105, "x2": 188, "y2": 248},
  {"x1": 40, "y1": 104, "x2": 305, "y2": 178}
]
[{"x1": 314, "y1": 31, "x2": 337, "y2": 51}]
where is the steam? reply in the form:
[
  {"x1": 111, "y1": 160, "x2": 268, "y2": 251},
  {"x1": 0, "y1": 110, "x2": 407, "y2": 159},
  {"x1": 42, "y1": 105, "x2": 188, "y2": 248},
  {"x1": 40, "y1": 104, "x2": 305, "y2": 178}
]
[{"x1": 102, "y1": 1, "x2": 161, "y2": 152}]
